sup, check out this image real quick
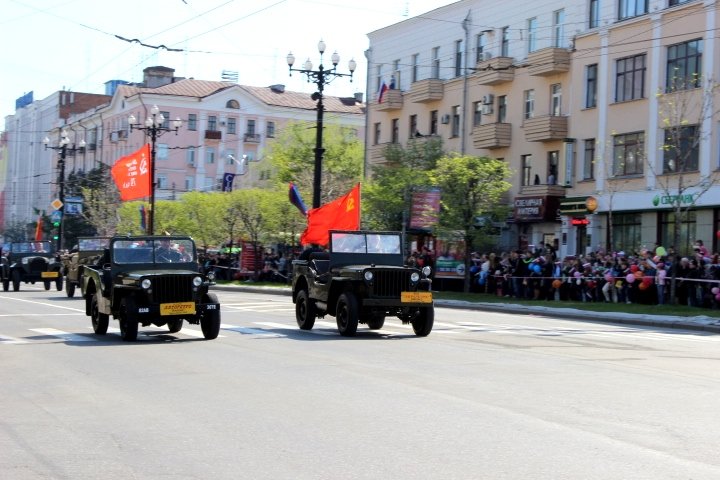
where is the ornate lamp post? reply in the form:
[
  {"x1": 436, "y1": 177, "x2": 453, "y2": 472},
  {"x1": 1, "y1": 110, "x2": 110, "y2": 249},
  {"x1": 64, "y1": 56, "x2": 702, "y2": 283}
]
[
  {"x1": 287, "y1": 40, "x2": 356, "y2": 209},
  {"x1": 128, "y1": 105, "x2": 182, "y2": 235},
  {"x1": 43, "y1": 130, "x2": 86, "y2": 251}
]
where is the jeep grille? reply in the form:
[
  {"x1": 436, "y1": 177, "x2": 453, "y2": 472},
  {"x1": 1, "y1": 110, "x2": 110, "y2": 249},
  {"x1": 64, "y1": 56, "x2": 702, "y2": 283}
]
[
  {"x1": 371, "y1": 269, "x2": 413, "y2": 298},
  {"x1": 29, "y1": 257, "x2": 48, "y2": 273},
  {"x1": 151, "y1": 275, "x2": 194, "y2": 303}
]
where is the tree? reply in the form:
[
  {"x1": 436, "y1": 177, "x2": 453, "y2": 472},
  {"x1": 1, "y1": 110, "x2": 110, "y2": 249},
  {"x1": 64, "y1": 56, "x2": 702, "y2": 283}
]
[
  {"x1": 77, "y1": 164, "x2": 121, "y2": 237},
  {"x1": 1, "y1": 220, "x2": 30, "y2": 242},
  {"x1": 429, "y1": 154, "x2": 512, "y2": 293},
  {"x1": 234, "y1": 190, "x2": 274, "y2": 280}
]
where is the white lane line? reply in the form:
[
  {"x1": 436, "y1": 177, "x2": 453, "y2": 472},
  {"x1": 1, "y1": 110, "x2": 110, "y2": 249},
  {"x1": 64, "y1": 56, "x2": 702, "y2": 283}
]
[
  {"x1": 0, "y1": 314, "x2": 80, "y2": 317},
  {"x1": 221, "y1": 323, "x2": 285, "y2": 337},
  {"x1": 0, "y1": 296, "x2": 84, "y2": 312},
  {"x1": 0, "y1": 334, "x2": 28, "y2": 344},
  {"x1": 255, "y1": 321, "x2": 335, "y2": 336},
  {"x1": 29, "y1": 328, "x2": 95, "y2": 342},
  {"x1": 224, "y1": 306, "x2": 295, "y2": 312}
]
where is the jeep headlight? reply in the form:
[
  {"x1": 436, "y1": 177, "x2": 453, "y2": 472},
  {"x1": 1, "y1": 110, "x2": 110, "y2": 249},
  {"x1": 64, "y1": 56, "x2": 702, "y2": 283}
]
[
  {"x1": 364, "y1": 270, "x2": 374, "y2": 282},
  {"x1": 193, "y1": 276, "x2": 203, "y2": 287},
  {"x1": 422, "y1": 266, "x2": 432, "y2": 277},
  {"x1": 207, "y1": 271, "x2": 216, "y2": 282},
  {"x1": 141, "y1": 279, "x2": 152, "y2": 290},
  {"x1": 47, "y1": 257, "x2": 56, "y2": 264},
  {"x1": 410, "y1": 272, "x2": 420, "y2": 283},
  {"x1": 21, "y1": 257, "x2": 29, "y2": 264}
]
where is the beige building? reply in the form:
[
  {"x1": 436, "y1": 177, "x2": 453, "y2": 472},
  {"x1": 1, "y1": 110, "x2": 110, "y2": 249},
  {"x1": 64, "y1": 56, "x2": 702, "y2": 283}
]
[{"x1": 365, "y1": 0, "x2": 719, "y2": 257}]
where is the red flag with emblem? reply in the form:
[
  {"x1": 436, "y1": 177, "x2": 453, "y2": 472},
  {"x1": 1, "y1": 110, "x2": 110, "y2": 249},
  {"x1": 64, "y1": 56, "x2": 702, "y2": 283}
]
[
  {"x1": 300, "y1": 183, "x2": 360, "y2": 246},
  {"x1": 111, "y1": 144, "x2": 152, "y2": 201}
]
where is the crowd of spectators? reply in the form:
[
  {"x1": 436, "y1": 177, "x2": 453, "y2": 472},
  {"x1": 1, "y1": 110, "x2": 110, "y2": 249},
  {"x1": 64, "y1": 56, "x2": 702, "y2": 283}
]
[
  {"x1": 467, "y1": 240, "x2": 720, "y2": 309},
  {"x1": 199, "y1": 248, "x2": 295, "y2": 283}
]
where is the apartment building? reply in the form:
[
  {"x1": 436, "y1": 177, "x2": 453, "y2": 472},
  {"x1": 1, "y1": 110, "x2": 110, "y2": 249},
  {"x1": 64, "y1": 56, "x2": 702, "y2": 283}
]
[{"x1": 366, "y1": 0, "x2": 719, "y2": 257}]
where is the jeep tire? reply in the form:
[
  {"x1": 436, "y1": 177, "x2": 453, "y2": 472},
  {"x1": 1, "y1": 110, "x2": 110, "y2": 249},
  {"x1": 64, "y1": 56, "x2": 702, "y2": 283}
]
[
  {"x1": 119, "y1": 298, "x2": 139, "y2": 341},
  {"x1": 55, "y1": 277, "x2": 63, "y2": 291},
  {"x1": 12, "y1": 270, "x2": 21, "y2": 291},
  {"x1": 336, "y1": 292, "x2": 359, "y2": 337},
  {"x1": 295, "y1": 289, "x2": 316, "y2": 330},
  {"x1": 366, "y1": 313, "x2": 386, "y2": 330},
  {"x1": 44, "y1": 281, "x2": 51, "y2": 290},
  {"x1": 411, "y1": 306, "x2": 434, "y2": 337},
  {"x1": 2, "y1": 278, "x2": 8, "y2": 291},
  {"x1": 167, "y1": 319, "x2": 184, "y2": 333},
  {"x1": 66, "y1": 280, "x2": 76, "y2": 298},
  {"x1": 200, "y1": 293, "x2": 221, "y2": 340},
  {"x1": 91, "y1": 293, "x2": 109, "y2": 335}
]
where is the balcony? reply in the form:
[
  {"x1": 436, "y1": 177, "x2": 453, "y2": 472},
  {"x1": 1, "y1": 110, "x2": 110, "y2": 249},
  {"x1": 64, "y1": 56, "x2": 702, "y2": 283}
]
[
  {"x1": 472, "y1": 123, "x2": 511, "y2": 150},
  {"x1": 524, "y1": 115, "x2": 568, "y2": 142},
  {"x1": 244, "y1": 133, "x2": 261, "y2": 143},
  {"x1": 205, "y1": 130, "x2": 222, "y2": 140},
  {"x1": 376, "y1": 89, "x2": 403, "y2": 111},
  {"x1": 409, "y1": 79, "x2": 444, "y2": 103},
  {"x1": 368, "y1": 143, "x2": 391, "y2": 165},
  {"x1": 519, "y1": 184, "x2": 567, "y2": 197},
  {"x1": 475, "y1": 57, "x2": 515, "y2": 85},
  {"x1": 527, "y1": 47, "x2": 571, "y2": 76}
]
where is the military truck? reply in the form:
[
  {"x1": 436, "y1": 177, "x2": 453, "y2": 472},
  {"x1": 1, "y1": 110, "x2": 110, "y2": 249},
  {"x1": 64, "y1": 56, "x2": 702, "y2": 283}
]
[
  {"x1": 61, "y1": 237, "x2": 110, "y2": 298},
  {"x1": 80, "y1": 235, "x2": 221, "y2": 341},
  {"x1": 291, "y1": 230, "x2": 434, "y2": 337},
  {"x1": 0, "y1": 241, "x2": 63, "y2": 292}
]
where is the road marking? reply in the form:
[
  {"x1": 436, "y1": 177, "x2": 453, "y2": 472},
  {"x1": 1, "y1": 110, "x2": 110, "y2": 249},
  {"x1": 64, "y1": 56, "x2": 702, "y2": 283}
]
[
  {"x1": 0, "y1": 313, "x2": 80, "y2": 317},
  {"x1": 223, "y1": 304, "x2": 295, "y2": 312},
  {"x1": 255, "y1": 321, "x2": 335, "y2": 335},
  {"x1": 221, "y1": 323, "x2": 285, "y2": 337},
  {"x1": 30, "y1": 328, "x2": 94, "y2": 342},
  {"x1": 0, "y1": 296, "x2": 85, "y2": 312},
  {"x1": 0, "y1": 334, "x2": 28, "y2": 344}
]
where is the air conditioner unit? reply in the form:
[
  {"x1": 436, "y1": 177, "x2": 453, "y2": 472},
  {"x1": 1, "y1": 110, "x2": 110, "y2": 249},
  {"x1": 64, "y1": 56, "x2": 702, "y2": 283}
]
[
  {"x1": 482, "y1": 51, "x2": 493, "y2": 61},
  {"x1": 118, "y1": 130, "x2": 128, "y2": 139},
  {"x1": 481, "y1": 104, "x2": 494, "y2": 115},
  {"x1": 482, "y1": 94, "x2": 494, "y2": 105},
  {"x1": 440, "y1": 114, "x2": 451, "y2": 124}
]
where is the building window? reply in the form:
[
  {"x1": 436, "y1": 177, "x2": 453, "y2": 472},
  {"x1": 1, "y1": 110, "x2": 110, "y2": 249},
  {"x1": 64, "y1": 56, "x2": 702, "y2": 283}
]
[
  {"x1": 585, "y1": 64, "x2": 598, "y2": 108},
  {"x1": 666, "y1": 39, "x2": 702, "y2": 92},
  {"x1": 498, "y1": 96, "x2": 507, "y2": 123},
  {"x1": 376, "y1": 65, "x2": 382, "y2": 95},
  {"x1": 266, "y1": 121, "x2": 275, "y2": 138},
  {"x1": 669, "y1": 0, "x2": 691, "y2": 5},
  {"x1": 501, "y1": 27, "x2": 509, "y2": 57},
  {"x1": 432, "y1": 47, "x2": 440, "y2": 79},
  {"x1": 409, "y1": 115, "x2": 418, "y2": 137},
  {"x1": 613, "y1": 132, "x2": 644, "y2": 176},
  {"x1": 187, "y1": 148, "x2": 196, "y2": 166},
  {"x1": 185, "y1": 176, "x2": 194, "y2": 191},
  {"x1": 247, "y1": 119, "x2": 256, "y2": 135},
  {"x1": 157, "y1": 175, "x2": 168, "y2": 189},
  {"x1": 475, "y1": 33, "x2": 486, "y2": 63},
  {"x1": 660, "y1": 210, "x2": 696, "y2": 255},
  {"x1": 615, "y1": 54, "x2": 646, "y2": 102},
  {"x1": 373, "y1": 122, "x2": 381, "y2": 145},
  {"x1": 391, "y1": 119, "x2": 399, "y2": 143},
  {"x1": 393, "y1": 59, "x2": 401, "y2": 90},
  {"x1": 524, "y1": 89, "x2": 535, "y2": 120},
  {"x1": 156, "y1": 143, "x2": 168, "y2": 160},
  {"x1": 160, "y1": 111, "x2": 170, "y2": 129},
  {"x1": 227, "y1": 117, "x2": 236, "y2": 134},
  {"x1": 411, "y1": 53, "x2": 419, "y2": 83},
  {"x1": 521, "y1": 155, "x2": 532, "y2": 186},
  {"x1": 552, "y1": 9, "x2": 565, "y2": 48},
  {"x1": 206, "y1": 147, "x2": 216, "y2": 164},
  {"x1": 473, "y1": 101, "x2": 482, "y2": 127},
  {"x1": 663, "y1": 125, "x2": 699, "y2": 173},
  {"x1": 547, "y1": 151, "x2": 559, "y2": 184},
  {"x1": 589, "y1": 0, "x2": 599, "y2": 28},
  {"x1": 583, "y1": 139, "x2": 595, "y2": 180},
  {"x1": 208, "y1": 116, "x2": 217, "y2": 131},
  {"x1": 551, "y1": 84, "x2": 562, "y2": 116},
  {"x1": 430, "y1": 110, "x2": 438, "y2": 135},
  {"x1": 226, "y1": 99, "x2": 240, "y2": 109},
  {"x1": 619, "y1": 0, "x2": 648, "y2": 20},
  {"x1": 188, "y1": 114, "x2": 197, "y2": 131},
  {"x1": 613, "y1": 213, "x2": 642, "y2": 254},
  {"x1": 455, "y1": 39, "x2": 463, "y2": 77},
  {"x1": 527, "y1": 18, "x2": 537, "y2": 54},
  {"x1": 451, "y1": 106, "x2": 460, "y2": 137}
]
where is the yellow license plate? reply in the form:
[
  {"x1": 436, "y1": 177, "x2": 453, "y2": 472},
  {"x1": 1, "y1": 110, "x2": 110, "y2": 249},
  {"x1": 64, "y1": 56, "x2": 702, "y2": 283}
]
[
  {"x1": 401, "y1": 291, "x2": 433, "y2": 303},
  {"x1": 160, "y1": 302, "x2": 196, "y2": 316},
  {"x1": 41, "y1": 272, "x2": 59, "y2": 278}
]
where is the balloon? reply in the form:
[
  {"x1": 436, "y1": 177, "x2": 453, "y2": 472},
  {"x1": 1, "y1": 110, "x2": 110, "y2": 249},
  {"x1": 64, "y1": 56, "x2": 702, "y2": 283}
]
[
  {"x1": 552, "y1": 279, "x2": 562, "y2": 289},
  {"x1": 626, "y1": 274, "x2": 636, "y2": 283},
  {"x1": 639, "y1": 282, "x2": 648, "y2": 291},
  {"x1": 643, "y1": 276, "x2": 653, "y2": 285},
  {"x1": 716, "y1": 292, "x2": 720, "y2": 301},
  {"x1": 712, "y1": 287, "x2": 720, "y2": 295},
  {"x1": 587, "y1": 280, "x2": 596, "y2": 289},
  {"x1": 716, "y1": 230, "x2": 720, "y2": 239},
  {"x1": 533, "y1": 264, "x2": 541, "y2": 273},
  {"x1": 630, "y1": 265, "x2": 638, "y2": 273},
  {"x1": 634, "y1": 271, "x2": 643, "y2": 279},
  {"x1": 576, "y1": 279, "x2": 581, "y2": 285},
  {"x1": 574, "y1": 271, "x2": 582, "y2": 278}
]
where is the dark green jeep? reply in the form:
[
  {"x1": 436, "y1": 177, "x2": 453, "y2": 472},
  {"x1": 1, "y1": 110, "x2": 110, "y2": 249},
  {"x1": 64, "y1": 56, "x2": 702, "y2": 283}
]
[
  {"x1": 1, "y1": 241, "x2": 62, "y2": 292},
  {"x1": 61, "y1": 237, "x2": 110, "y2": 298}
]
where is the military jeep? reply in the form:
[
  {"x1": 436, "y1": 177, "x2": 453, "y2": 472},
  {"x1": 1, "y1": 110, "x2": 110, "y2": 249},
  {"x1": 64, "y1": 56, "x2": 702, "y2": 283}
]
[
  {"x1": 1, "y1": 241, "x2": 62, "y2": 292},
  {"x1": 61, "y1": 237, "x2": 110, "y2": 298},
  {"x1": 80, "y1": 235, "x2": 221, "y2": 341},
  {"x1": 291, "y1": 230, "x2": 434, "y2": 337}
]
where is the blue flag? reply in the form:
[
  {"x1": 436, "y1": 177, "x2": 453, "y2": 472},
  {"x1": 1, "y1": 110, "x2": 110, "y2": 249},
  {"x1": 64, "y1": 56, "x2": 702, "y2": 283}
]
[
  {"x1": 289, "y1": 182, "x2": 307, "y2": 216},
  {"x1": 223, "y1": 173, "x2": 236, "y2": 192}
]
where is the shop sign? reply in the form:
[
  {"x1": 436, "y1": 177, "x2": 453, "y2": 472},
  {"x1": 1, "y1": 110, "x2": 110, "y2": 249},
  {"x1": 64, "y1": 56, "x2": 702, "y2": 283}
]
[{"x1": 652, "y1": 193, "x2": 697, "y2": 207}]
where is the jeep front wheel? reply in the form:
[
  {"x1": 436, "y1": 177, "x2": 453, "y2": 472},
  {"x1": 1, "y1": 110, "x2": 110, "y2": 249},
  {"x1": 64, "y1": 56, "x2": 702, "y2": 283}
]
[
  {"x1": 44, "y1": 281, "x2": 51, "y2": 291},
  {"x1": 2, "y1": 277, "x2": 9, "y2": 291},
  {"x1": 365, "y1": 313, "x2": 385, "y2": 330},
  {"x1": 167, "y1": 319, "x2": 183, "y2": 333},
  {"x1": 200, "y1": 293, "x2": 221, "y2": 340},
  {"x1": 12, "y1": 270, "x2": 21, "y2": 291},
  {"x1": 66, "y1": 280, "x2": 75, "y2": 298},
  {"x1": 55, "y1": 277, "x2": 63, "y2": 291},
  {"x1": 336, "y1": 292, "x2": 359, "y2": 337},
  {"x1": 119, "y1": 298, "x2": 139, "y2": 341},
  {"x1": 295, "y1": 289, "x2": 316, "y2": 330},
  {"x1": 91, "y1": 294, "x2": 109, "y2": 335},
  {"x1": 411, "y1": 306, "x2": 434, "y2": 337}
]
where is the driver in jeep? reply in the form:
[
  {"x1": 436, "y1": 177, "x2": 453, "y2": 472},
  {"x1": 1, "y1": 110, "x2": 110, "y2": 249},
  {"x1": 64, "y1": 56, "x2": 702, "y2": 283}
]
[{"x1": 155, "y1": 239, "x2": 182, "y2": 263}]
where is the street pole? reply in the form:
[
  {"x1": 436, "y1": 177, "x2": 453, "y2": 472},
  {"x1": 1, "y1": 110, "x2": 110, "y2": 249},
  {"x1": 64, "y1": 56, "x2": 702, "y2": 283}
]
[{"x1": 287, "y1": 41, "x2": 356, "y2": 209}]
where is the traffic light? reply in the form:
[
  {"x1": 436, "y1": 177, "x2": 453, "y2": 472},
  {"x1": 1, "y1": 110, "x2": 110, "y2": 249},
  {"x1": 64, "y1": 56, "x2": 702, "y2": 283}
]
[{"x1": 53, "y1": 221, "x2": 60, "y2": 228}]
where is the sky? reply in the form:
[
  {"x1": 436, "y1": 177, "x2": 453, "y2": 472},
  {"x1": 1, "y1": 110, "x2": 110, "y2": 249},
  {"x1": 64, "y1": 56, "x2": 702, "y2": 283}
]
[{"x1": 1, "y1": 0, "x2": 457, "y2": 124}]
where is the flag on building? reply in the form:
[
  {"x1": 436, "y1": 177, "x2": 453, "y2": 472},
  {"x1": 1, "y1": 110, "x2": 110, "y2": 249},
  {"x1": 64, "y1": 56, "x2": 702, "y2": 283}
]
[
  {"x1": 34, "y1": 215, "x2": 43, "y2": 241},
  {"x1": 139, "y1": 204, "x2": 146, "y2": 232},
  {"x1": 377, "y1": 81, "x2": 388, "y2": 103},
  {"x1": 222, "y1": 173, "x2": 236, "y2": 192},
  {"x1": 300, "y1": 183, "x2": 361, "y2": 246},
  {"x1": 111, "y1": 144, "x2": 152, "y2": 201},
  {"x1": 288, "y1": 182, "x2": 307, "y2": 216}
]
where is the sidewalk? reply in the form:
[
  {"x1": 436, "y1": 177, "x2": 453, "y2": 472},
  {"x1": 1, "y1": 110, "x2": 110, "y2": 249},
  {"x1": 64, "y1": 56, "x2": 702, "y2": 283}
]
[{"x1": 210, "y1": 283, "x2": 720, "y2": 334}]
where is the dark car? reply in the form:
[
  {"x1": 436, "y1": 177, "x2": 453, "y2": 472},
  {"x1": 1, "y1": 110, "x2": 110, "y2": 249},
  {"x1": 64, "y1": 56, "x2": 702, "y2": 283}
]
[
  {"x1": 1, "y1": 241, "x2": 63, "y2": 292},
  {"x1": 291, "y1": 230, "x2": 434, "y2": 337},
  {"x1": 80, "y1": 236, "x2": 221, "y2": 341},
  {"x1": 61, "y1": 237, "x2": 110, "y2": 298}
]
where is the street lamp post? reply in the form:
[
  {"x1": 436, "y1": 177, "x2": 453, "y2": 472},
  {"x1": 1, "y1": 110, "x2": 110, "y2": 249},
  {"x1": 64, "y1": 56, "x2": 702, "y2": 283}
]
[
  {"x1": 287, "y1": 40, "x2": 356, "y2": 209},
  {"x1": 128, "y1": 105, "x2": 182, "y2": 235},
  {"x1": 44, "y1": 130, "x2": 86, "y2": 251}
]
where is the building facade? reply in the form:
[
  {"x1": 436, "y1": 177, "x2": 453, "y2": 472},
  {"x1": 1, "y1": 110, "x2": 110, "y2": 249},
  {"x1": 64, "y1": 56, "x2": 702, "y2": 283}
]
[{"x1": 365, "y1": 0, "x2": 720, "y2": 257}]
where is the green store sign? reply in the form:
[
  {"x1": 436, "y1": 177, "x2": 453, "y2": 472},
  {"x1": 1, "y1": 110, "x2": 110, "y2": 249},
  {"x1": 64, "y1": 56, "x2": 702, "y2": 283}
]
[{"x1": 652, "y1": 193, "x2": 697, "y2": 207}]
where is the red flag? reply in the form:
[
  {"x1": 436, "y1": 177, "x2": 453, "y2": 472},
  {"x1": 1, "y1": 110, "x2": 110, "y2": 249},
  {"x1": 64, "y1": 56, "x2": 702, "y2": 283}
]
[
  {"x1": 34, "y1": 215, "x2": 43, "y2": 241},
  {"x1": 111, "y1": 144, "x2": 152, "y2": 201},
  {"x1": 301, "y1": 183, "x2": 361, "y2": 246}
]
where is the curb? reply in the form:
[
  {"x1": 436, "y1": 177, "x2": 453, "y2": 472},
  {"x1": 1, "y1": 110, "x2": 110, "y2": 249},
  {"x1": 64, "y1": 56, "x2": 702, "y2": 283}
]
[{"x1": 210, "y1": 284, "x2": 720, "y2": 334}]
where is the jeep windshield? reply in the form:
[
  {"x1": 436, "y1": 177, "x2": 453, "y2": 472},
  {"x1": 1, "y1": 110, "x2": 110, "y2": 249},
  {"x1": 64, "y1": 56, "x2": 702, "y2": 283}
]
[
  {"x1": 112, "y1": 238, "x2": 196, "y2": 264},
  {"x1": 77, "y1": 238, "x2": 110, "y2": 251},
  {"x1": 330, "y1": 232, "x2": 401, "y2": 254},
  {"x1": 11, "y1": 241, "x2": 53, "y2": 254}
]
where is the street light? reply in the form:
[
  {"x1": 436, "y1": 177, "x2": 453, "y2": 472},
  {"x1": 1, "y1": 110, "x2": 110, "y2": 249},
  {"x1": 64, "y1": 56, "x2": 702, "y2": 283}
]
[
  {"x1": 287, "y1": 40, "x2": 356, "y2": 208},
  {"x1": 128, "y1": 105, "x2": 182, "y2": 235},
  {"x1": 43, "y1": 130, "x2": 86, "y2": 251}
]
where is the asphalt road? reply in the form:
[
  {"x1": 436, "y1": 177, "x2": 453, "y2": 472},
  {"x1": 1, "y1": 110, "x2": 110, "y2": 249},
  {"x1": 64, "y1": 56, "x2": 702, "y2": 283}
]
[{"x1": 2, "y1": 285, "x2": 720, "y2": 479}]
